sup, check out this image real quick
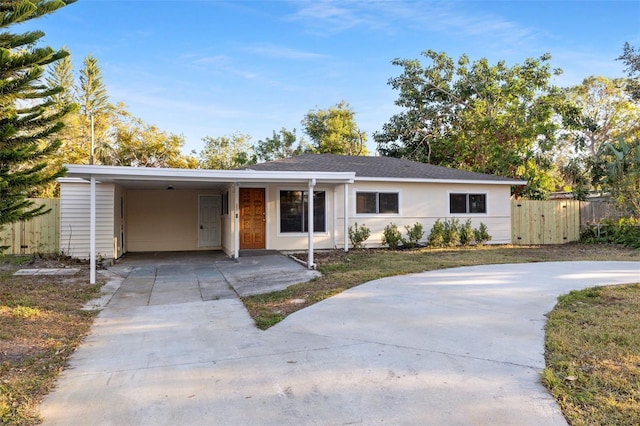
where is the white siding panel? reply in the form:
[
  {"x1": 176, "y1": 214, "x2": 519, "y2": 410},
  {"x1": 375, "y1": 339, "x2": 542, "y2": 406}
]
[{"x1": 60, "y1": 182, "x2": 115, "y2": 259}]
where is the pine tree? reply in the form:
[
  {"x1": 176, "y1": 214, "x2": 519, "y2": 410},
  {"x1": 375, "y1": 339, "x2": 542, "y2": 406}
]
[
  {"x1": 0, "y1": 0, "x2": 76, "y2": 234},
  {"x1": 76, "y1": 54, "x2": 111, "y2": 164},
  {"x1": 46, "y1": 52, "x2": 74, "y2": 107},
  {"x1": 77, "y1": 54, "x2": 108, "y2": 117}
]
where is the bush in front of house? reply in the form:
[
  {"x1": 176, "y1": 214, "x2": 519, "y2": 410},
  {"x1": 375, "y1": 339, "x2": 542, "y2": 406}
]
[
  {"x1": 382, "y1": 223, "x2": 403, "y2": 250},
  {"x1": 428, "y1": 219, "x2": 492, "y2": 247},
  {"x1": 473, "y1": 222, "x2": 492, "y2": 246},
  {"x1": 402, "y1": 222, "x2": 425, "y2": 249},
  {"x1": 459, "y1": 219, "x2": 474, "y2": 246},
  {"x1": 428, "y1": 219, "x2": 445, "y2": 247},
  {"x1": 348, "y1": 222, "x2": 371, "y2": 249},
  {"x1": 442, "y1": 218, "x2": 460, "y2": 247}
]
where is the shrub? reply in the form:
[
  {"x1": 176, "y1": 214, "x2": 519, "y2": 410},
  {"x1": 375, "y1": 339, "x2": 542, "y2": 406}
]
[
  {"x1": 442, "y1": 218, "x2": 460, "y2": 247},
  {"x1": 581, "y1": 217, "x2": 640, "y2": 248},
  {"x1": 382, "y1": 223, "x2": 403, "y2": 250},
  {"x1": 428, "y1": 219, "x2": 445, "y2": 247},
  {"x1": 402, "y1": 222, "x2": 424, "y2": 249},
  {"x1": 429, "y1": 219, "x2": 492, "y2": 248},
  {"x1": 473, "y1": 222, "x2": 492, "y2": 245},
  {"x1": 459, "y1": 219, "x2": 474, "y2": 246},
  {"x1": 348, "y1": 222, "x2": 371, "y2": 249}
]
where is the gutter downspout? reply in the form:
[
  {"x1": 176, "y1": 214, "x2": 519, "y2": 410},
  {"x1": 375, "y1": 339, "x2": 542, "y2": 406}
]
[{"x1": 307, "y1": 178, "x2": 316, "y2": 269}]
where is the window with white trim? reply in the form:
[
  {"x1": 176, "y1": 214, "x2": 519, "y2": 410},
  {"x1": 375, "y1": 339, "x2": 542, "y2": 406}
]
[
  {"x1": 449, "y1": 193, "x2": 486, "y2": 214},
  {"x1": 356, "y1": 192, "x2": 399, "y2": 214},
  {"x1": 280, "y1": 190, "x2": 326, "y2": 233}
]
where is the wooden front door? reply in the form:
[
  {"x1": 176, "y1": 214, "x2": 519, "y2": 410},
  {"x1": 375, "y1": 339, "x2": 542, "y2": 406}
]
[{"x1": 239, "y1": 188, "x2": 266, "y2": 250}]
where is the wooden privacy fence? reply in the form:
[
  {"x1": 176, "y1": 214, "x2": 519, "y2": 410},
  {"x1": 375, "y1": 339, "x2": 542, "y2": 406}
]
[
  {"x1": 511, "y1": 199, "x2": 580, "y2": 245},
  {"x1": 0, "y1": 198, "x2": 59, "y2": 255}
]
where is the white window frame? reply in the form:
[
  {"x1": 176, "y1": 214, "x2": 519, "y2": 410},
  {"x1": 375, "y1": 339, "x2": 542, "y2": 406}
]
[
  {"x1": 447, "y1": 191, "x2": 489, "y2": 215},
  {"x1": 354, "y1": 189, "x2": 401, "y2": 217},
  {"x1": 276, "y1": 187, "x2": 329, "y2": 237}
]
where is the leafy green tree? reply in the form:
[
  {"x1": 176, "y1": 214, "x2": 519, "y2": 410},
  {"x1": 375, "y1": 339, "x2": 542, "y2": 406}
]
[
  {"x1": 0, "y1": 0, "x2": 77, "y2": 234},
  {"x1": 374, "y1": 51, "x2": 572, "y2": 198},
  {"x1": 561, "y1": 76, "x2": 640, "y2": 157},
  {"x1": 618, "y1": 42, "x2": 640, "y2": 101},
  {"x1": 302, "y1": 101, "x2": 368, "y2": 155},
  {"x1": 592, "y1": 137, "x2": 640, "y2": 217},
  {"x1": 557, "y1": 76, "x2": 640, "y2": 199},
  {"x1": 254, "y1": 127, "x2": 310, "y2": 162},
  {"x1": 198, "y1": 132, "x2": 256, "y2": 169},
  {"x1": 107, "y1": 107, "x2": 197, "y2": 168}
]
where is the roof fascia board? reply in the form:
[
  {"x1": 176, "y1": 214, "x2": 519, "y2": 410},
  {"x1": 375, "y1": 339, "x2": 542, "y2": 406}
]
[
  {"x1": 355, "y1": 176, "x2": 527, "y2": 185},
  {"x1": 62, "y1": 164, "x2": 355, "y2": 184}
]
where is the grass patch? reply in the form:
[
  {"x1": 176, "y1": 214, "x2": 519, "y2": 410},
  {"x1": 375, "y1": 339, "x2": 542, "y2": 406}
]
[
  {"x1": 544, "y1": 284, "x2": 640, "y2": 425},
  {"x1": 242, "y1": 243, "x2": 639, "y2": 330},
  {"x1": 0, "y1": 258, "x2": 102, "y2": 425}
]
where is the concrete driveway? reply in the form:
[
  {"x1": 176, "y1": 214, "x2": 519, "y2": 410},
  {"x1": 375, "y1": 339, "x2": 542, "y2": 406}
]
[
  {"x1": 87, "y1": 251, "x2": 321, "y2": 310},
  {"x1": 40, "y1": 261, "x2": 639, "y2": 425}
]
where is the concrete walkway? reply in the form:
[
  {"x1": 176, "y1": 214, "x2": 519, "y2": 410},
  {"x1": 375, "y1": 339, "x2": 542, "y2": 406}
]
[{"x1": 40, "y1": 261, "x2": 639, "y2": 425}]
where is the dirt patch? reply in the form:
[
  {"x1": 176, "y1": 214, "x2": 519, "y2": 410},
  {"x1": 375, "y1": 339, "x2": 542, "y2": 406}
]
[
  {"x1": 0, "y1": 254, "x2": 88, "y2": 273},
  {"x1": 0, "y1": 255, "x2": 103, "y2": 424}
]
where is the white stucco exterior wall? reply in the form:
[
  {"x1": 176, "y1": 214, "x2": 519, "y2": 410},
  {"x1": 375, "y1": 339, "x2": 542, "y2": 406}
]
[{"x1": 331, "y1": 180, "x2": 513, "y2": 248}]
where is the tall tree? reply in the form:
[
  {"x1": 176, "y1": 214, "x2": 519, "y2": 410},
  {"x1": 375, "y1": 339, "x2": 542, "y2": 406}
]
[
  {"x1": 374, "y1": 51, "x2": 572, "y2": 198},
  {"x1": 0, "y1": 0, "x2": 77, "y2": 233},
  {"x1": 561, "y1": 76, "x2": 640, "y2": 157},
  {"x1": 302, "y1": 101, "x2": 368, "y2": 155},
  {"x1": 76, "y1": 54, "x2": 111, "y2": 164},
  {"x1": 254, "y1": 127, "x2": 310, "y2": 162},
  {"x1": 557, "y1": 76, "x2": 640, "y2": 199},
  {"x1": 45, "y1": 52, "x2": 73, "y2": 107},
  {"x1": 107, "y1": 107, "x2": 197, "y2": 168},
  {"x1": 618, "y1": 42, "x2": 640, "y2": 101},
  {"x1": 198, "y1": 133, "x2": 256, "y2": 169},
  {"x1": 77, "y1": 54, "x2": 108, "y2": 117}
]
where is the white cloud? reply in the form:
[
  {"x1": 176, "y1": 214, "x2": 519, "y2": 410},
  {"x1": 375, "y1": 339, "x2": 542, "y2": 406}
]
[
  {"x1": 242, "y1": 43, "x2": 328, "y2": 60},
  {"x1": 288, "y1": 1, "x2": 540, "y2": 48},
  {"x1": 189, "y1": 54, "x2": 230, "y2": 66}
]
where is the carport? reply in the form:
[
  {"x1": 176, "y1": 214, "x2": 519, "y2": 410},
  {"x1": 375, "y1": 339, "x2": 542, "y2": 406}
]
[{"x1": 61, "y1": 165, "x2": 355, "y2": 284}]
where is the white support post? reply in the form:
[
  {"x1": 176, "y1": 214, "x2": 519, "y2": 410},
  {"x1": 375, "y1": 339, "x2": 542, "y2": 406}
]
[
  {"x1": 307, "y1": 179, "x2": 316, "y2": 269},
  {"x1": 90, "y1": 176, "x2": 96, "y2": 284},
  {"x1": 343, "y1": 183, "x2": 349, "y2": 252},
  {"x1": 234, "y1": 183, "x2": 240, "y2": 259}
]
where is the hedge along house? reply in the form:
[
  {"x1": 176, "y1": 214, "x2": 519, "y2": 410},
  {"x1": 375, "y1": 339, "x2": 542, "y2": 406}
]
[{"x1": 59, "y1": 154, "x2": 525, "y2": 283}]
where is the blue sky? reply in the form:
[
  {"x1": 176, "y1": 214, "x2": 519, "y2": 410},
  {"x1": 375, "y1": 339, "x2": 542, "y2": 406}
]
[{"x1": 20, "y1": 0, "x2": 640, "y2": 154}]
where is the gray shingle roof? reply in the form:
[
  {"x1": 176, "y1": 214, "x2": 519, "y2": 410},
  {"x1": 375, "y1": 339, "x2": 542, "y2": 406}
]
[{"x1": 244, "y1": 154, "x2": 523, "y2": 183}]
